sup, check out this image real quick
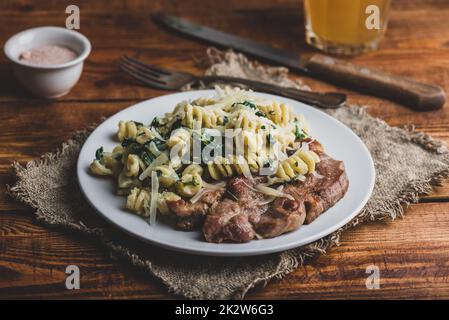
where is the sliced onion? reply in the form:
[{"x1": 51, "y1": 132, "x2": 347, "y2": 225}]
[
  {"x1": 202, "y1": 180, "x2": 226, "y2": 190},
  {"x1": 148, "y1": 171, "x2": 159, "y2": 225},
  {"x1": 259, "y1": 184, "x2": 286, "y2": 205},
  {"x1": 237, "y1": 157, "x2": 254, "y2": 182},
  {"x1": 259, "y1": 195, "x2": 276, "y2": 205},
  {"x1": 148, "y1": 141, "x2": 162, "y2": 156},
  {"x1": 170, "y1": 170, "x2": 180, "y2": 182},
  {"x1": 139, "y1": 153, "x2": 168, "y2": 180},
  {"x1": 277, "y1": 150, "x2": 288, "y2": 161},
  {"x1": 311, "y1": 171, "x2": 324, "y2": 179},
  {"x1": 190, "y1": 188, "x2": 210, "y2": 204},
  {"x1": 138, "y1": 158, "x2": 146, "y2": 171},
  {"x1": 150, "y1": 127, "x2": 166, "y2": 141},
  {"x1": 266, "y1": 176, "x2": 285, "y2": 186},
  {"x1": 300, "y1": 142, "x2": 310, "y2": 152},
  {"x1": 254, "y1": 233, "x2": 264, "y2": 240},
  {"x1": 255, "y1": 184, "x2": 294, "y2": 200},
  {"x1": 240, "y1": 179, "x2": 259, "y2": 193},
  {"x1": 301, "y1": 139, "x2": 315, "y2": 149},
  {"x1": 293, "y1": 174, "x2": 306, "y2": 182}
]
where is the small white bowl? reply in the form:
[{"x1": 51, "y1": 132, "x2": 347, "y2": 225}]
[{"x1": 3, "y1": 26, "x2": 91, "y2": 98}]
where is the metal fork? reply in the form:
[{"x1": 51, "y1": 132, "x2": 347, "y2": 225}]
[{"x1": 119, "y1": 55, "x2": 346, "y2": 109}]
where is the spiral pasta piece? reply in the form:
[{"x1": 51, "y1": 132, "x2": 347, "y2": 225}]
[
  {"x1": 126, "y1": 187, "x2": 150, "y2": 216},
  {"x1": 175, "y1": 173, "x2": 203, "y2": 198},
  {"x1": 135, "y1": 127, "x2": 156, "y2": 144},
  {"x1": 166, "y1": 128, "x2": 190, "y2": 167},
  {"x1": 191, "y1": 97, "x2": 216, "y2": 107},
  {"x1": 207, "y1": 156, "x2": 256, "y2": 180},
  {"x1": 157, "y1": 191, "x2": 181, "y2": 214},
  {"x1": 90, "y1": 160, "x2": 113, "y2": 176},
  {"x1": 182, "y1": 164, "x2": 204, "y2": 176},
  {"x1": 101, "y1": 153, "x2": 122, "y2": 177},
  {"x1": 178, "y1": 104, "x2": 226, "y2": 129},
  {"x1": 275, "y1": 149, "x2": 320, "y2": 181},
  {"x1": 125, "y1": 154, "x2": 140, "y2": 177},
  {"x1": 167, "y1": 128, "x2": 191, "y2": 148},
  {"x1": 118, "y1": 169, "x2": 141, "y2": 189},
  {"x1": 272, "y1": 130, "x2": 295, "y2": 150},
  {"x1": 259, "y1": 102, "x2": 297, "y2": 127},
  {"x1": 117, "y1": 121, "x2": 141, "y2": 142},
  {"x1": 226, "y1": 110, "x2": 267, "y2": 153},
  {"x1": 227, "y1": 109, "x2": 264, "y2": 131},
  {"x1": 245, "y1": 152, "x2": 271, "y2": 174},
  {"x1": 153, "y1": 165, "x2": 178, "y2": 187}
]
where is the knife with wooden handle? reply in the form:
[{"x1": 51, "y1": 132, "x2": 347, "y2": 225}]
[
  {"x1": 153, "y1": 13, "x2": 445, "y2": 111},
  {"x1": 305, "y1": 54, "x2": 445, "y2": 111}
]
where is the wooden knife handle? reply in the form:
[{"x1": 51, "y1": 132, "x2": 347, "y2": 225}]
[{"x1": 305, "y1": 54, "x2": 446, "y2": 111}]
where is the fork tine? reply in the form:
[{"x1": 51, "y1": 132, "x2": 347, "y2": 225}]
[
  {"x1": 119, "y1": 62, "x2": 170, "y2": 90},
  {"x1": 122, "y1": 55, "x2": 172, "y2": 76},
  {"x1": 120, "y1": 56, "x2": 163, "y2": 79},
  {"x1": 119, "y1": 59, "x2": 165, "y2": 82}
]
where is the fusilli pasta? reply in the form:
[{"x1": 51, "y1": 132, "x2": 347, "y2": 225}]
[
  {"x1": 90, "y1": 88, "x2": 323, "y2": 225},
  {"x1": 275, "y1": 149, "x2": 320, "y2": 181},
  {"x1": 118, "y1": 120, "x2": 140, "y2": 142}
]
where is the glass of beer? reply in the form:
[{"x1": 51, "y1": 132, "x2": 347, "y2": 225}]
[{"x1": 303, "y1": 0, "x2": 392, "y2": 55}]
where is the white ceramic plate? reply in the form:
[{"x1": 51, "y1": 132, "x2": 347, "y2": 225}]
[{"x1": 77, "y1": 90, "x2": 375, "y2": 256}]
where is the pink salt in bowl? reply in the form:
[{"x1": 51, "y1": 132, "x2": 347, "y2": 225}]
[{"x1": 3, "y1": 26, "x2": 91, "y2": 98}]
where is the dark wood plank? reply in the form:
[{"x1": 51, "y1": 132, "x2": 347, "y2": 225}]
[
  {"x1": 250, "y1": 202, "x2": 449, "y2": 299},
  {"x1": 1, "y1": 0, "x2": 449, "y2": 299},
  {"x1": 0, "y1": 1, "x2": 448, "y2": 106},
  {"x1": 1, "y1": 203, "x2": 449, "y2": 299}
]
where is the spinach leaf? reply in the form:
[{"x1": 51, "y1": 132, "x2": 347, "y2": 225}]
[
  {"x1": 294, "y1": 125, "x2": 307, "y2": 141},
  {"x1": 232, "y1": 101, "x2": 257, "y2": 110},
  {"x1": 171, "y1": 118, "x2": 182, "y2": 131},
  {"x1": 129, "y1": 143, "x2": 143, "y2": 155},
  {"x1": 141, "y1": 150, "x2": 155, "y2": 167},
  {"x1": 122, "y1": 138, "x2": 145, "y2": 155},
  {"x1": 242, "y1": 100, "x2": 256, "y2": 110},
  {"x1": 121, "y1": 138, "x2": 136, "y2": 147},
  {"x1": 151, "y1": 117, "x2": 160, "y2": 127},
  {"x1": 95, "y1": 147, "x2": 104, "y2": 160},
  {"x1": 266, "y1": 133, "x2": 276, "y2": 146},
  {"x1": 143, "y1": 137, "x2": 166, "y2": 151}
]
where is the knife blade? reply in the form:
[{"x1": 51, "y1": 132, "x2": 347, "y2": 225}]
[
  {"x1": 153, "y1": 12, "x2": 445, "y2": 111},
  {"x1": 153, "y1": 12, "x2": 307, "y2": 73}
]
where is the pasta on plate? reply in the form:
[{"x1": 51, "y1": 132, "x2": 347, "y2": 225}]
[{"x1": 89, "y1": 87, "x2": 323, "y2": 233}]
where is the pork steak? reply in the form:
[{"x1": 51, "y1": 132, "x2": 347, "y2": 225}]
[
  {"x1": 202, "y1": 153, "x2": 349, "y2": 243},
  {"x1": 166, "y1": 143, "x2": 348, "y2": 243}
]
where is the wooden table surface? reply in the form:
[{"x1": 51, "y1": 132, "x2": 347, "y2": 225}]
[{"x1": 1, "y1": 0, "x2": 449, "y2": 299}]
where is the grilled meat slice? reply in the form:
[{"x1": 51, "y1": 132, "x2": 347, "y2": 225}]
[
  {"x1": 166, "y1": 138, "x2": 348, "y2": 242},
  {"x1": 203, "y1": 177, "x2": 267, "y2": 243},
  {"x1": 282, "y1": 154, "x2": 348, "y2": 224},
  {"x1": 254, "y1": 197, "x2": 306, "y2": 238},
  {"x1": 166, "y1": 189, "x2": 224, "y2": 230},
  {"x1": 202, "y1": 198, "x2": 255, "y2": 243},
  {"x1": 202, "y1": 153, "x2": 348, "y2": 242}
]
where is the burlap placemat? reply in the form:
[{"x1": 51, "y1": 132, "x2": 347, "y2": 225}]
[{"x1": 8, "y1": 49, "x2": 449, "y2": 299}]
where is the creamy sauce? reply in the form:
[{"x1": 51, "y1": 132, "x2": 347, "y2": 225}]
[{"x1": 19, "y1": 45, "x2": 77, "y2": 65}]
